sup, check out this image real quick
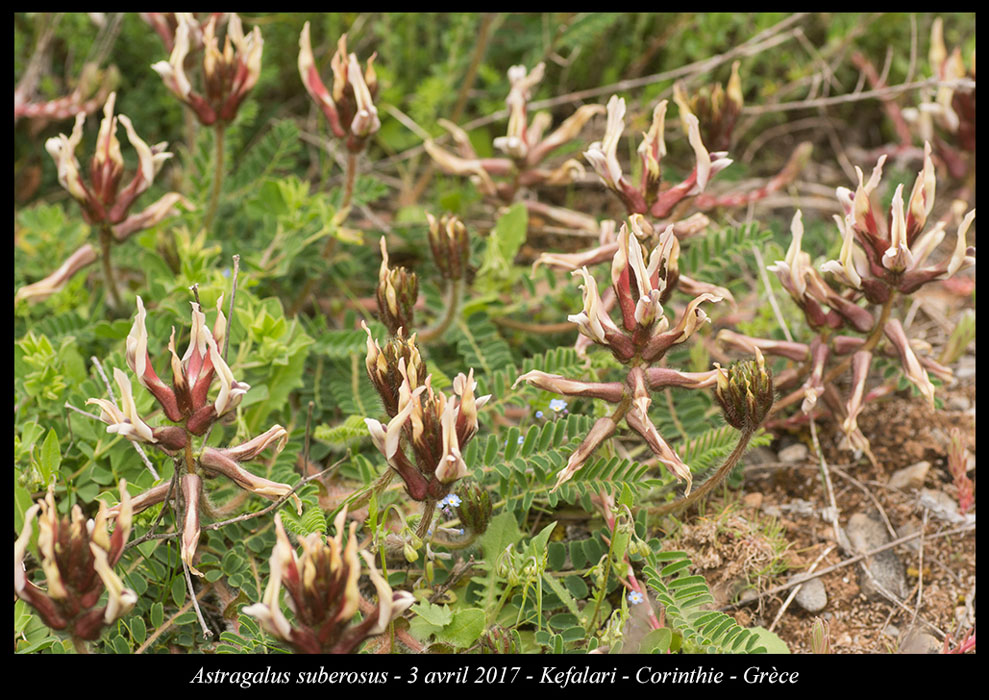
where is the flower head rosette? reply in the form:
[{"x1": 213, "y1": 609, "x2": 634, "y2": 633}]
[
  {"x1": 722, "y1": 142, "x2": 973, "y2": 457},
  {"x1": 140, "y1": 12, "x2": 225, "y2": 53},
  {"x1": 14, "y1": 483, "x2": 137, "y2": 642},
  {"x1": 152, "y1": 13, "x2": 262, "y2": 126},
  {"x1": 826, "y1": 145, "x2": 974, "y2": 301},
  {"x1": 672, "y1": 61, "x2": 744, "y2": 152},
  {"x1": 584, "y1": 95, "x2": 732, "y2": 218},
  {"x1": 85, "y1": 295, "x2": 300, "y2": 574},
  {"x1": 364, "y1": 325, "x2": 490, "y2": 502},
  {"x1": 298, "y1": 23, "x2": 380, "y2": 152},
  {"x1": 515, "y1": 216, "x2": 726, "y2": 490},
  {"x1": 244, "y1": 511, "x2": 414, "y2": 654},
  {"x1": 44, "y1": 92, "x2": 188, "y2": 239},
  {"x1": 899, "y1": 18, "x2": 976, "y2": 178},
  {"x1": 426, "y1": 63, "x2": 601, "y2": 202},
  {"x1": 100, "y1": 295, "x2": 248, "y2": 437}
]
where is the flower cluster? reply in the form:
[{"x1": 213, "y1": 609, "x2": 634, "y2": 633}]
[
  {"x1": 14, "y1": 62, "x2": 119, "y2": 123},
  {"x1": 298, "y1": 23, "x2": 380, "y2": 152},
  {"x1": 375, "y1": 237, "x2": 419, "y2": 336},
  {"x1": 363, "y1": 322, "x2": 490, "y2": 501},
  {"x1": 140, "y1": 12, "x2": 226, "y2": 53},
  {"x1": 516, "y1": 215, "x2": 727, "y2": 490},
  {"x1": 87, "y1": 296, "x2": 299, "y2": 573},
  {"x1": 244, "y1": 511, "x2": 414, "y2": 654},
  {"x1": 825, "y1": 144, "x2": 974, "y2": 300},
  {"x1": 906, "y1": 18, "x2": 975, "y2": 179},
  {"x1": 426, "y1": 63, "x2": 601, "y2": 203},
  {"x1": 426, "y1": 213, "x2": 470, "y2": 281},
  {"x1": 672, "y1": 61, "x2": 744, "y2": 153},
  {"x1": 584, "y1": 94, "x2": 732, "y2": 218},
  {"x1": 153, "y1": 13, "x2": 263, "y2": 126},
  {"x1": 14, "y1": 483, "x2": 136, "y2": 643},
  {"x1": 43, "y1": 92, "x2": 188, "y2": 240},
  {"x1": 720, "y1": 145, "x2": 974, "y2": 455}
]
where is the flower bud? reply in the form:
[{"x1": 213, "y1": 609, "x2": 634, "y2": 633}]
[
  {"x1": 298, "y1": 25, "x2": 380, "y2": 152},
  {"x1": 14, "y1": 484, "x2": 136, "y2": 641},
  {"x1": 453, "y1": 479, "x2": 492, "y2": 535},
  {"x1": 672, "y1": 61, "x2": 743, "y2": 152},
  {"x1": 480, "y1": 624, "x2": 522, "y2": 654},
  {"x1": 713, "y1": 349, "x2": 774, "y2": 431},
  {"x1": 426, "y1": 213, "x2": 470, "y2": 280},
  {"x1": 376, "y1": 237, "x2": 419, "y2": 336},
  {"x1": 153, "y1": 13, "x2": 263, "y2": 125},
  {"x1": 244, "y1": 511, "x2": 414, "y2": 654}
]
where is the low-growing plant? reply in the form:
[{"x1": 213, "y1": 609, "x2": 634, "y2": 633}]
[{"x1": 14, "y1": 12, "x2": 975, "y2": 659}]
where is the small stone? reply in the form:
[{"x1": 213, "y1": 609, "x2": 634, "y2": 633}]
[
  {"x1": 955, "y1": 356, "x2": 975, "y2": 380},
  {"x1": 947, "y1": 395, "x2": 971, "y2": 411},
  {"x1": 883, "y1": 624, "x2": 899, "y2": 638},
  {"x1": 738, "y1": 589, "x2": 759, "y2": 604},
  {"x1": 888, "y1": 461, "x2": 930, "y2": 491},
  {"x1": 899, "y1": 630, "x2": 941, "y2": 654},
  {"x1": 846, "y1": 511, "x2": 908, "y2": 601},
  {"x1": 918, "y1": 488, "x2": 972, "y2": 524},
  {"x1": 791, "y1": 575, "x2": 828, "y2": 613},
  {"x1": 742, "y1": 492, "x2": 763, "y2": 510},
  {"x1": 778, "y1": 443, "x2": 809, "y2": 463}
]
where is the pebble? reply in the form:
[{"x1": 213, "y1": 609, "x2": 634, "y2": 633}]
[
  {"x1": 742, "y1": 492, "x2": 763, "y2": 510},
  {"x1": 845, "y1": 511, "x2": 908, "y2": 601},
  {"x1": 898, "y1": 630, "x2": 941, "y2": 654},
  {"x1": 887, "y1": 461, "x2": 930, "y2": 491},
  {"x1": 778, "y1": 443, "x2": 809, "y2": 463},
  {"x1": 947, "y1": 395, "x2": 972, "y2": 411},
  {"x1": 955, "y1": 356, "x2": 975, "y2": 380},
  {"x1": 791, "y1": 575, "x2": 828, "y2": 613},
  {"x1": 882, "y1": 624, "x2": 900, "y2": 639},
  {"x1": 918, "y1": 488, "x2": 969, "y2": 524}
]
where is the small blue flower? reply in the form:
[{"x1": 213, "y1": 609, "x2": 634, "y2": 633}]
[
  {"x1": 549, "y1": 399, "x2": 568, "y2": 412},
  {"x1": 627, "y1": 591, "x2": 644, "y2": 605},
  {"x1": 440, "y1": 494, "x2": 462, "y2": 508},
  {"x1": 517, "y1": 435, "x2": 525, "y2": 444},
  {"x1": 458, "y1": 528, "x2": 465, "y2": 536},
  {"x1": 535, "y1": 410, "x2": 544, "y2": 419}
]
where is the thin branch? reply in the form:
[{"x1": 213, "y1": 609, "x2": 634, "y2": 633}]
[
  {"x1": 750, "y1": 243, "x2": 793, "y2": 343},
  {"x1": 222, "y1": 254, "x2": 240, "y2": 362},
  {"x1": 768, "y1": 544, "x2": 835, "y2": 633},
  {"x1": 743, "y1": 76, "x2": 975, "y2": 115},
  {"x1": 135, "y1": 583, "x2": 212, "y2": 654},
  {"x1": 810, "y1": 416, "x2": 848, "y2": 552},
  {"x1": 201, "y1": 464, "x2": 341, "y2": 531},
  {"x1": 722, "y1": 522, "x2": 975, "y2": 610},
  {"x1": 182, "y1": 556, "x2": 212, "y2": 639}
]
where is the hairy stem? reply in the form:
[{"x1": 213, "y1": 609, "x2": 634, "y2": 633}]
[
  {"x1": 415, "y1": 499, "x2": 437, "y2": 539},
  {"x1": 204, "y1": 124, "x2": 226, "y2": 233},
  {"x1": 770, "y1": 293, "x2": 897, "y2": 416},
  {"x1": 418, "y1": 278, "x2": 463, "y2": 343},
  {"x1": 99, "y1": 225, "x2": 122, "y2": 309},
  {"x1": 653, "y1": 426, "x2": 756, "y2": 517}
]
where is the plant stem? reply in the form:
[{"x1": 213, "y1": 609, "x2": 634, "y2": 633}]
[
  {"x1": 204, "y1": 124, "x2": 226, "y2": 233},
  {"x1": 418, "y1": 278, "x2": 463, "y2": 343},
  {"x1": 99, "y1": 225, "x2": 122, "y2": 309},
  {"x1": 770, "y1": 293, "x2": 897, "y2": 416},
  {"x1": 415, "y1": 499, "x2": 437, "y2": 539},
  {"x1": 652, "y1": 426, "x2": 756, "y2": 517},
  {"x1": 322, "y1": 151, "x2": 358, "y2": 258}
]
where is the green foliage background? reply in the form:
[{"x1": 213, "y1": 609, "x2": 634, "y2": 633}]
[{"x1": 13, "y1": 12, "x2": 974, "y2": 655}]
